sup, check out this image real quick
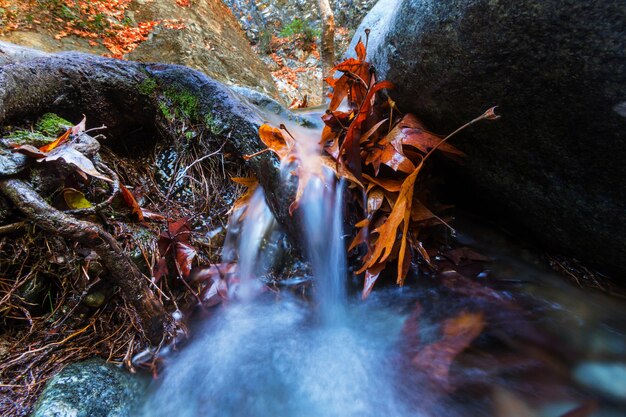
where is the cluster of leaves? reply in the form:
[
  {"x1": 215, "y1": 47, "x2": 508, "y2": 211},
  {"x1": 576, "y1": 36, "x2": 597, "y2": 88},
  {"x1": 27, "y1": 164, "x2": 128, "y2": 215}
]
[{"x1": 247, "y1": 36, "x2": 498, "y2": 298}]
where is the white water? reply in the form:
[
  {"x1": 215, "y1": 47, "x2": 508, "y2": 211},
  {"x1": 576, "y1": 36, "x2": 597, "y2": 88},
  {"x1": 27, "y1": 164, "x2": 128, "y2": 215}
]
[{"x1": 139, "y1": 124, "x2": 433, "y2": 416}]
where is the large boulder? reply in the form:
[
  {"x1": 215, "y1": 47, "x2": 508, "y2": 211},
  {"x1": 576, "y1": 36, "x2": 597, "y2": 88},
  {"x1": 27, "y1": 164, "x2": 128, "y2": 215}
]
[{"x1": 352, "y1": 0, "x2": 626, "y2": 272}]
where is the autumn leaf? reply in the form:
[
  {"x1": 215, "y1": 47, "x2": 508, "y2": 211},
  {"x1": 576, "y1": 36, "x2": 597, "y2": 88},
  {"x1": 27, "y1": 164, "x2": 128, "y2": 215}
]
[
  {"x1": 156, "y1": 217, "x2": 197, "y2": 280},
  {"x1": 39, "y1": 128, "x2": 70, "y2": 153},
  {"x1": 175, "y1": 242, "x2": 197, "y2": 279},
  {"x1": 411, "y1": 311, "x2": 485, "y2": 389},
  {"x1": 12, "y1": 144, "x2": 47, "y2": 159},
  {"x1": 389, "y1": 114, "x2": 465, "y2": 158},
  {"x1": 120, "y1": 184, "x2": 144, "y2": 222},
  {"x1": 62, "y1": 188, "x2": 93, "y2": 209},
  {"x1": 359, "y1": 162, "x2": 423, "y2": 285},
  {"x1": 361, "y1": 262, "x2": 386, "y2": 299},
  {"x1": 230, "y1": 176, "x2": 259, "y2": 215},
  {"x1": 355, "y1": 38, "x2": 367, "y2": 62}
]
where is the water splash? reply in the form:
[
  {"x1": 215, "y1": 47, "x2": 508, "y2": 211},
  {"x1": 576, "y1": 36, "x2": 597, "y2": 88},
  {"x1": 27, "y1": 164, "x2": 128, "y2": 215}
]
[{"x1": 221, "y1": 187, "x2": 276, "y2": 302}]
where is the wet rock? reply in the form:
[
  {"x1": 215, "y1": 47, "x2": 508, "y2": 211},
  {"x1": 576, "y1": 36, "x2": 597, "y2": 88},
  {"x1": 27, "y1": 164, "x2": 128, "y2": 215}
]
[
  {"x1": 352, "y1": 0, "x2": 626, "y2": 273},
  {"x1": 574, "y1": 362, "x2": 626, "y2": 402},
  {"x1": 31, "y1": 358, "x2": 149, "y2": 417}
]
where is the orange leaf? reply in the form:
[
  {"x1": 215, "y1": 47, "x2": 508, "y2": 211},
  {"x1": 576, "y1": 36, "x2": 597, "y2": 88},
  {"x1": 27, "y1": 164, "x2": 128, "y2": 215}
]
[
  {"x1": 39, "y1": 128, "x2": 70, "y2": 153},
  {"x1": 361, "y1": 262, "x2": 386, "y2": 300},
  {"x1": 230, "y1": 176, "x2": 259, "y2": 215},
  {"x1": 411, "y1": 311, "x2": 485, "y2": 389},
  {"x1": 120, "y1": 184, "x2": 144, "y2": 222},
  {"x1": 355, "y1": 38, "x2": 367, "y2": 62},
  {"x1": 258, "y1": 124, "x2": 292, "y2": 160},
  {"x1": 359, "y1": 159, "x2": 424, "y2": 285}
]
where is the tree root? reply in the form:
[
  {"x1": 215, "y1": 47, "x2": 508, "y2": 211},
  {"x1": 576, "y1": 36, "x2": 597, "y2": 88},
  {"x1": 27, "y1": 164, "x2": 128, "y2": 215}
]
[{"x1": 0, "y1": 178, "x2": 171, "y2": 344}]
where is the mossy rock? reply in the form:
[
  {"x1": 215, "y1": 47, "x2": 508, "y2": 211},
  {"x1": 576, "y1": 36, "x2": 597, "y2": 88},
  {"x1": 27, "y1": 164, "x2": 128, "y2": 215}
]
[
  {"x1": 3, "y1": 129, "x2": 53, "y2": 147},
  {"x1": 31, "y1": 358, "x2": 149, "y2": 417},
  {"x1": 35, "y1": 113, "x2": 72, "y2": 136}
]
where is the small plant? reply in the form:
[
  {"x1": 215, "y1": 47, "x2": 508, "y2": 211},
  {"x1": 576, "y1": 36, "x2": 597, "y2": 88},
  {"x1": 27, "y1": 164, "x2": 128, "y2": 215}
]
[{"x1": 279, "y1": 18, "x2": 320, "y2": 45}]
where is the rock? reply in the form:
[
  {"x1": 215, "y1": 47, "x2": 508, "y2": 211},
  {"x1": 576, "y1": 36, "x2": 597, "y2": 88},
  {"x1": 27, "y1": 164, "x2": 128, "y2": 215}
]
[
  {"x1": 573, "y1": 362, "x2": 626, "y2": 402},
  {"x1": 0, "y1": 1, "x2": 278, "y2": 99},
  {"x1": 125, "y1": 0, "x2": 278, "y2": 98},
  {"x1": 351, "y1": 0, "x2": 626, "y2": 273},
  {"x1": 32, "y1": 358, "x2": 149, "y2": 417}
]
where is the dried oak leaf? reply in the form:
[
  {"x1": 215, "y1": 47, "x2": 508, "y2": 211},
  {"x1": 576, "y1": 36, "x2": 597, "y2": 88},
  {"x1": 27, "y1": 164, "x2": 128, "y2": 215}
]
[{"x1": 411, "y1": 311, "x2": 485, "y2": 389}]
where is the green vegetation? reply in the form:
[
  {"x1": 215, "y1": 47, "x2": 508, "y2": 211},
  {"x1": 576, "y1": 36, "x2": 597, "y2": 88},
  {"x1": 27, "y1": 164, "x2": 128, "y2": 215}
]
[
  {"x1": 5, "y1": 130, "x2": 53, "y2": 147},
  {"x1": 161, "y1": 87, "x2": 200, "y2": 121},
  {"x1": 139, "y1": 77, "x2": 158, "y2": 96},
  {"x1": 203, "y1": 113, "x2": 224, "y2": 135},
  {"x1": 35, "y1": 113, "x2": 72, "y2": 136},
  {"x1": 279, "y1": 18, "x2": 320, "y2": 44}
]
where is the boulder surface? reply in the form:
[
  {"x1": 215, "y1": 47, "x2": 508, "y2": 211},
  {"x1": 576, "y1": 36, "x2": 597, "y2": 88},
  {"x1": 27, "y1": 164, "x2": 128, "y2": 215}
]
[{"x1": 352, "y1": 0, "x2": 626, "y2": 272}]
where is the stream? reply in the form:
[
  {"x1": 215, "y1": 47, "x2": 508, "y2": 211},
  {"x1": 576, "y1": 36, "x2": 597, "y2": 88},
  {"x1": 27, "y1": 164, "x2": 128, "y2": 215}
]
[{"x1": 140, "y1": 116, "x2": 626, "y2": 417}]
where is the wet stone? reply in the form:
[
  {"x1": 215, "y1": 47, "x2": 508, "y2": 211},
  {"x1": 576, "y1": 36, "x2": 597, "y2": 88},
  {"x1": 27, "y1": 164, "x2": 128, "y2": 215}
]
[{"x1": 31, "y1": 358, "x2": 148, "y2": 417}]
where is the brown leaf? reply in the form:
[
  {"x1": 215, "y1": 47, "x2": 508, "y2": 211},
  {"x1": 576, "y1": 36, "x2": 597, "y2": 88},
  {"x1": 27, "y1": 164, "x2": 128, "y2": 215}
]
[
  {"x1": 120, "y1": 184, "x2": 144, "y2": 222},
  {"x1": 362, "y1": 173, "x2": 403, "y2": 192},
  {"x1": 359, "y1": 160, "x2": 424, "y2": 285},
  {"x1": 361, "y1": 262, "x2": 386, "y2": 299},
  {"x1": 142, "y1": 210, "x2": 166, "y2": 221},
  {"x1": 390, "y1": 114, "x2": 465, "y2": 157},
  {"x1": 12, "y1": 144, "x2": 47, "y2": 158},
  {"x1": 411, "y1": 311, "x2": 485, "y2": 389},
  {"x1": 71, "y1": 115, "x2": 87, "y2": 136}
]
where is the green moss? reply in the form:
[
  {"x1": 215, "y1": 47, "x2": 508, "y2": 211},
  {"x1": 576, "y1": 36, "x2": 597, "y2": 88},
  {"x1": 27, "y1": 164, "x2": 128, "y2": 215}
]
[
  {"x1": 5, "y1": 129, "x2": 54, "y2": 147},
  {"x1": 35, "y1": 113, "x2": 72, "y2": 136},
  {"x1": 138, "y1": 77, "x2": 157, "y2": 96},
  {"x1": 158, "y1": 101, "x2": 175, "y2": 121},
  {"x1": 161, "y1": 87, "x2": 200, "y2": 121},
  {"x1": 203, "y1": 113, "x2": 224, "y2": 135}
]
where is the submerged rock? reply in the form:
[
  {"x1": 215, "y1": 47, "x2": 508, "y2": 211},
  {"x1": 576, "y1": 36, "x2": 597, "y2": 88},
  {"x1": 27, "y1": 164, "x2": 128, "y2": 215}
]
[
  {"x1": 32, "y1": 358, "x2": 148, "y2": 417},
  {"x1": 574, "y1": 362, "x2": 626, "y2": 402},
  {"x1": 352, "y1": 0, "x2": 626, "y2": 273}
]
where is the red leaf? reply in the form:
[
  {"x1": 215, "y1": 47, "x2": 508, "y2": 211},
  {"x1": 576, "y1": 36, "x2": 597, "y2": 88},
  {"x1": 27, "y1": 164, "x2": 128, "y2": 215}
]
[{"x1": 175, "y1": 241, "x2": 197, "y2": 279}]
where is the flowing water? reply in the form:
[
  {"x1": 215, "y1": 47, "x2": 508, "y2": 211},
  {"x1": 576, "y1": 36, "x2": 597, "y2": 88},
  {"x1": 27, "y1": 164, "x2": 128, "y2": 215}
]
[{"x1": 140, "y1": 120, "x2": 626, "y2": 417}]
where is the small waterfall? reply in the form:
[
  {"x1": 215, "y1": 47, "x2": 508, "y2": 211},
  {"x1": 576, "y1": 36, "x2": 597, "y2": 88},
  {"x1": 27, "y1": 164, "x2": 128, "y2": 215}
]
[
  {"x1": 140, "y1": 122, "x2": 422, "y2": 417},
  {"x1": 221, "y1": 187, "x2": 276, "y2": 302},
  {"x1": 300, "y1": 172, "x2": 348, "y2": 323}
]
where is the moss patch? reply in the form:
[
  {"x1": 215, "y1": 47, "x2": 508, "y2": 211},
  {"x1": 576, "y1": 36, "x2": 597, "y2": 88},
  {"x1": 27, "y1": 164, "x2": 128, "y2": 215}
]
[
  {"x1": 35, "y1": 113, "x2": 72, "y2": 137},
  {"x1": 138, "y1": 77, "x2": 157, "y2": 96}
]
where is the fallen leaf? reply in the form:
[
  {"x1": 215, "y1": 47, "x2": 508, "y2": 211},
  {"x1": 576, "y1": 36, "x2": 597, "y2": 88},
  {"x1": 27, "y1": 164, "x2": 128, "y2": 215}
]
[
  {"x1": 175, "y1": 242, "x2": 197, "y2": 279},
  {"x1": 42, "y1": 147, "x2": 112, "y2": 182},
  {"x1": 39, "y1": 128, "x2": 70, "y2": 153},
  {"x1": 411, "y1": 311, "x2": 485, "y2": 389},
  {"x1": 119, "y1": 184, "x2": 144, "y2": 222},
  {"x1": 62, "y1": 188, "x2": 93, "y2": 209}
]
